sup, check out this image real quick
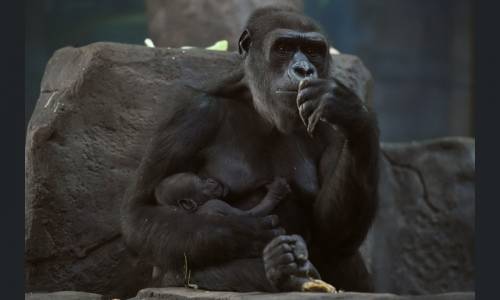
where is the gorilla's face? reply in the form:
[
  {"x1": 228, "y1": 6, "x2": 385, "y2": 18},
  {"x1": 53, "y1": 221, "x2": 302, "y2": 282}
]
[{"x1": 243, "y1": 28, "x2": 330, "y2": 134}]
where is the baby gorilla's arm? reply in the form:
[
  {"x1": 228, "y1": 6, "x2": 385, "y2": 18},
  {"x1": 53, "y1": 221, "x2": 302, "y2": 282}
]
[
  {"x1": 196, "y1": 199, "x2": 245, "y2": 216},
  {"x1": 244, "y1": 177, "x2": 291, "y2": 217},
  {"x1": 196, "y1": 178, "x2": 290, "y2": 217}
]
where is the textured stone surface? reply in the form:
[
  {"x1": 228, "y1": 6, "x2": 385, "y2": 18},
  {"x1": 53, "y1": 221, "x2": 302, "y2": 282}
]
[
  {"x1": 362, "y1": 138, "x2": 475, "y2": 294},
  {"x1": 25, "y1": 291, "x2": 104, "y2": 300},
  {"x1": 25, "y1": 43, "x2": 372, "y2": 298},
  {"x1": 132, "y1": 287, "x2": 474, "y2": 300},
  {"x1": 145, "y1": 0, "x2": 303, "y2": 50}
]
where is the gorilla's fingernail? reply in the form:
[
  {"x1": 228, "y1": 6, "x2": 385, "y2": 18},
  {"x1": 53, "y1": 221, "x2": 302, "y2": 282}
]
[
  {"x1": 299, "y1": 103, "x2": 305, "y2": 112},
  {"x1": 299, "y1": 80, "x2": 308, "y2": 89},
  {"x1": 307, "y1": 125, "x2": 315, "y2": 138}
]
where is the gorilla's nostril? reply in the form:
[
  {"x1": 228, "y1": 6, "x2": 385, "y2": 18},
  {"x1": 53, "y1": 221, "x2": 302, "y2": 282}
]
[
  {"x1": 292, "y1": 63, "x2": 315, "y2": 79},
  {"x1": 294, "y1": 67, "x2": 308, "y2": 77}
]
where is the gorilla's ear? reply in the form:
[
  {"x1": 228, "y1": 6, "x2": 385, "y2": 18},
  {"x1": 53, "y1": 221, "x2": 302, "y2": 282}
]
[
  {"x1": 177, "y1": 198, "x2": 198, "y2": 212},
  {"x1": 238, "y1": 29, "x2": 252, "y2": 57}
]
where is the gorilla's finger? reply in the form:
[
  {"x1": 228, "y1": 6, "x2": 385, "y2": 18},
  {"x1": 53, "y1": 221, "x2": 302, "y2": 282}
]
[
  {"x1": 277, "y1": 262, "x2": 299, "y2": 275},
  {"x1": 274, "y1": 253, "x2": 296, "y2": 266},
  {"x1": 307, "y1": 101, "x2": 326, "y2": 136},
  {"x1": 289, "y1": 234, "x2": 306, "y2": 243},
  {"x1": 299, "y1": 106, "x2": 309, "y2": 128},
  {"x1": 299, "y1": 99, "x2": 316, "y2": 118},
  {"x1": 292, "y1": 245, "x2": 308, "y2": 263},
  {"x1": 264, "y1": 251, "x2": 296, "y2": 270},
  {"x1": 265, "y1": 242, "x2": 294, "y2": 262},
  {"x1": 297, "y1": 84, "x2": 329, "y2": 107},
  {"x1": 298, "y1": 79, "x2": 310, "y2": 90},
  {"x1": 296, "y1": 89, "x2": 316, "y2": 107},
  {"x1": 299, "y1": 107, "x2": 314, "y2": 130},
  {"x1": 264, "y1": 238, "x2": 294, "y2": 259},
  {"x1": 307, "y1": 111, "x2": 320, "y2": 136},
  {"x1": 299, "y1": 78, "x2": 325, "y2": 91},
  {"x1": 287, "y1": 234, "x2": 308, "y2": 262},
  {"x1": 264, "y1": 235, "x2": 297, "y2": 253}
]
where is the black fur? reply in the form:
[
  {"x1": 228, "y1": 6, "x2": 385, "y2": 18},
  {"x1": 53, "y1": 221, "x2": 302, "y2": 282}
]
[
  {"x1": 155, "y1": 173, "x2": 290, "y2": 217},
  {"x1": 121, "y1": 6, "x2": 379, "y2": 293}
]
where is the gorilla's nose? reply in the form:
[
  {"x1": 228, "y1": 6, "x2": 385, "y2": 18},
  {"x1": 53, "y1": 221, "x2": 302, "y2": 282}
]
[{"x1": 290, "y1": 61, "x2": 317, "y2": 81}]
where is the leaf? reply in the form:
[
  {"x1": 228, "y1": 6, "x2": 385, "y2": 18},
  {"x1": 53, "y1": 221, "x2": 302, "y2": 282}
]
[{"x1": 205, "y1": 40, "x2": 228, "y2": 51}]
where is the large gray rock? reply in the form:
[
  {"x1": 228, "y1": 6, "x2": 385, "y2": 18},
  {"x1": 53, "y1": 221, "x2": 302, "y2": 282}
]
[
  {"x1": 25, "y1": 43, "x2": 372, "y2": 298},
  {"x1": 362, "y1": 138, "x2": 475, "y2": 294},
  {"x1": 132, "y1": 287, "x2": 474, "y2": 300},
  {"x1": 145, "y1": 0, "x2": 303, "y2": 50}
]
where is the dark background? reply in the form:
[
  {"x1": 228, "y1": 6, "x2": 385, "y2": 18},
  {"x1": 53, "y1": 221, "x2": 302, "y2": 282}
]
[{"x1": 25, "y1": 0, "x2": 474, "y2": 142}]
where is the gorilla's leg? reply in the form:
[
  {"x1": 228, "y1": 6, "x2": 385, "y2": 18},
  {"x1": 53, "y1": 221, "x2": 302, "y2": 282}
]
[
  {"x1": 314, "y1": 250, "x2": 374, "y2": 292},
  {"x1": 166, "y1": 258, "x2": 275, "y2": 292}
]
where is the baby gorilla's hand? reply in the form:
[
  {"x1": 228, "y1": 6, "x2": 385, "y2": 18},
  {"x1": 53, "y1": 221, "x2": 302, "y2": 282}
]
[
  {"x1": 200, "y1": 178, "x2": 228, "y2": 199},
  {"x1": 266, "y1": 177, "x2": 291, "y2": 200},
  {"x1": 263, "y1": 235, "x2": 317, "y2": 291}
]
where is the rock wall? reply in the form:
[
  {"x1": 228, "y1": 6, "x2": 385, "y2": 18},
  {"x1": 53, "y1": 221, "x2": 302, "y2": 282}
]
[
  {"x1": 25, "y1": 43, "x2": 474, "y2": 298},
  {"x1": 363, "y1": 138, "x2": 475, "y2": 294},
  {"x1": 145, "y1": 0, "x2": 303, "y2": 50}
]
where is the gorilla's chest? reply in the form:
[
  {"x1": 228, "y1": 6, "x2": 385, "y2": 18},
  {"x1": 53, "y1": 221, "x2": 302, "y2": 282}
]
[{"x1": 199, "y1": 133, "x2": 321, "y2": 204}]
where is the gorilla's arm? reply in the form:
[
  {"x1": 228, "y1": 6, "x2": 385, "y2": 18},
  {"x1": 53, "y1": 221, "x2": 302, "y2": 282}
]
[
  {"x1": 121, "y1": 94, "x2": 279, "y2": 271},
  {"x1": 304, "y1": 80, "x2": 380, "y2": 257}
]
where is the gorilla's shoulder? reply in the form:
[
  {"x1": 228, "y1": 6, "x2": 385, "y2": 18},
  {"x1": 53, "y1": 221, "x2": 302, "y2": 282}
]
[{"x1": 155, "y1": 88, "x2": 227, "y2": 134}]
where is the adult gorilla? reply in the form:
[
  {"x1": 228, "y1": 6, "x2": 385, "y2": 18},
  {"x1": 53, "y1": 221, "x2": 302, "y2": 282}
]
[{"x1": 121, "y1": 6, "x2": 379, "y2": 292}]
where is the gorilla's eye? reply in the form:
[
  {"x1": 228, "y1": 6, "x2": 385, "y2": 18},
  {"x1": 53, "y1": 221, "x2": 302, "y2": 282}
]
[
  {"x1": 275, "y1": 42, "x2": 294, "y2": 56},
  {"x1": 304, "y1": 46, "x2": 321, "y2": 57}
]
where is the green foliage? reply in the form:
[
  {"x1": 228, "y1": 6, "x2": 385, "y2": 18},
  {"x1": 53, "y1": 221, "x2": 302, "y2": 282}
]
[{"x1": 205, "y1": 40, "x2": 229, "y2": 51}]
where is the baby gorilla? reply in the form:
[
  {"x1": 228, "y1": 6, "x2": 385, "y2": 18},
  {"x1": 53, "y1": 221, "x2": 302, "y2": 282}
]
[
  {"x1": 151, "y1": 173, "x2": 292, "y2": 283},
  {"x1": 155, "y1": 173, "x2": 291, "y2": 216}
]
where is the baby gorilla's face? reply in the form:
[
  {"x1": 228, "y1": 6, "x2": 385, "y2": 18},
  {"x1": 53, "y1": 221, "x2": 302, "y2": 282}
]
[{"x1": 197, "y1": 178, "x2": 228, "y2": 200}]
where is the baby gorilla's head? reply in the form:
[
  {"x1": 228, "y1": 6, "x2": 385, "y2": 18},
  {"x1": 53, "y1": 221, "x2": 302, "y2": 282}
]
[{"x1": 155, "y1": 173, "x2": 227, "y2": 212}]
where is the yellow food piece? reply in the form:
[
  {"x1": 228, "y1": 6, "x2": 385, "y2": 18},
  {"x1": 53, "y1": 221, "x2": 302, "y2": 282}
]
[{"x1": 301, "y1": 279, "x2": 337, "y2": 293}]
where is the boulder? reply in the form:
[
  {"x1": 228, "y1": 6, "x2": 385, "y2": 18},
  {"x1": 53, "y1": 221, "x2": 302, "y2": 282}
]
[
  {"x1": 362, "y1": 138, "x2": 475, "y2": 294},
  {"x1": 25, "y1": 42, "x2": 474, "y2": 298},
  {"x1": 145, "y1": 0, "x2": 303, "y2": 50}
]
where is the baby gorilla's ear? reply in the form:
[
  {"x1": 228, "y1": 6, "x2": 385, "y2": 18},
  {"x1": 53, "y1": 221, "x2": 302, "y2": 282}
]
[{"x1": 177, "y1": 198, "x2": 198, "y2": 212}]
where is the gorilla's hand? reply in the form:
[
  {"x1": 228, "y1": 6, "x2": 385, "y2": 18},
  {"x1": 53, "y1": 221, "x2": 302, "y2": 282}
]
[
  {"x1": 263, "y1": 235, "x2": 320, "y2": 291},
  {"x1": 266, "y1": 177, "x2": 292, "y2": 200},
  {"x1": 296, "y1": 78, "x2": 369, "y2": 137}
]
